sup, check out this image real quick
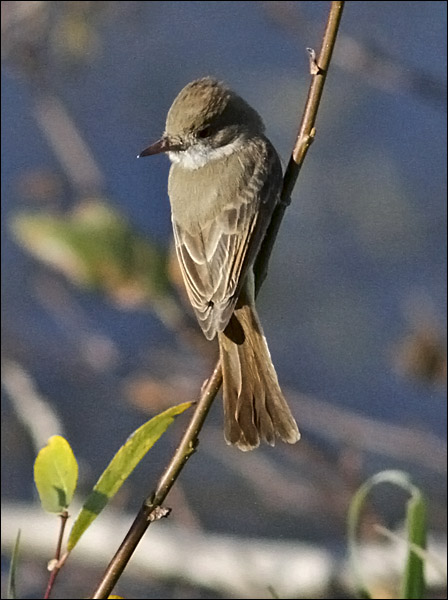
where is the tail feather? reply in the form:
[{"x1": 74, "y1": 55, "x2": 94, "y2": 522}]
[{"x1": 218, "y1": 301, "x2": 300, "y2": 451}]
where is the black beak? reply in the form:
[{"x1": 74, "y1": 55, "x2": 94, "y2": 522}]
[{"x1": 138, "y1": 137, "x2": 171, "y2": 158}]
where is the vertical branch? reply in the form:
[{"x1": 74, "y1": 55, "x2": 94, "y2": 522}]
[{"x1": 91, "y1": 2, "x2": 345, "y2": 597}]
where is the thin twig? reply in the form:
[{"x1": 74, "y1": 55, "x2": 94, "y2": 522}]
[
  {"x1": 44, "y1": 510, "x2": 69, "y2": 599},
  {"x1": 91, "y1": 2, "x2": 345, "y2": 597}
]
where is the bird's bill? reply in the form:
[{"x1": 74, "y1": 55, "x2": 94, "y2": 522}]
[{"x1": 138, "y1": 137, "x2": 170, "y2": 158}]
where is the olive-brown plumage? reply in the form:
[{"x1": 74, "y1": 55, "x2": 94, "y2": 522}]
[{"x1": 140, "y1": 77, "x2": 300, "y2": 450}]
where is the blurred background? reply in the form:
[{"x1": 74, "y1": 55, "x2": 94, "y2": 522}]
[{"x1": 1, "y1": 1, "x2": 446, "y2": 598}]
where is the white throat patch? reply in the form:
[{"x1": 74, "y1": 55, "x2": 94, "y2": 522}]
[{"x1": 168, "y1": 137, "x2": 243, "y2": 170}]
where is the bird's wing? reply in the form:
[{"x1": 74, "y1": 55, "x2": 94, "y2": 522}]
[{"x1": 172, "y1": 139, "x2": 282, "y2": 340}]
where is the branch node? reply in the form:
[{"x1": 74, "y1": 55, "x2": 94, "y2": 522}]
[
  {"x1": 307, "y1": 47, "x2": 323, "y2": 75},
  {"x1": 189, "y1": 438, "x2": 199, "y2": 452},
  {"x1": 148, "y1": 506, "x2": 171, "y2": 522},
  {"x1": 47, "y1": 558, "x2": 58, "y2": 572}
]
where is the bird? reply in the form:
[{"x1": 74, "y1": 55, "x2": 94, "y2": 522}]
[{"x1": 139, "y1": 77, "x2": 300, "y2": 450}]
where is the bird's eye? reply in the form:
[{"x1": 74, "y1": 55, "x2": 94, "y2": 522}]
[{"x1": 197, "y1": 126, "x2": 211, "y2": 139}]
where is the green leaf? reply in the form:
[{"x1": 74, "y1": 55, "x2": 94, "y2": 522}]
[
  {"x1": 7, "y1": 529, "x2": 21, "y2": 599},
  {"x1": 67, "y1": 401, "x2": 192, "y2": 551},
  {"x1": 34, "y1": 435, "x2": 78, "y2": 513},
  {"x1": 402, "y1": 487, "x2": 426, "y2": 599},
  {"x1": 347, "y1": 470, "x2": 428, "y2": 600}
]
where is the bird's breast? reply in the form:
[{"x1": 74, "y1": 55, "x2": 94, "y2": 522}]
[{"x1": 168, "y1": 148, "x2": 255, "y2": 234}]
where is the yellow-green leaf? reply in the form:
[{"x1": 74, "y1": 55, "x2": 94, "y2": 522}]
[
  {"x1": 67, "y1": 402, "x2": 192, "y2": 551},
  {"x1": 34, "y1": 435, "x2": 78, "y2": 513}
]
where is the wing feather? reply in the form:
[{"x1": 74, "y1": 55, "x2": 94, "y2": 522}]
[{"x1": 171, "y1": 139, "x2": 282, "y2": 339}]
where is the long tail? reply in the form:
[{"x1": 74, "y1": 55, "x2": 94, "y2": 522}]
[{"x1": 218, "y1": 294, "x2": 300, "y2": 451}]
